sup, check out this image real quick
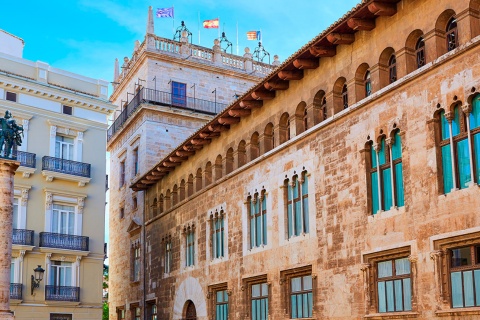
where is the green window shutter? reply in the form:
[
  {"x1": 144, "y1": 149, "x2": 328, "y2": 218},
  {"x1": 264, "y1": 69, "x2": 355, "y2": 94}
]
[
  {"x1": 457, "y1": 138, "x2": 471, "y2": 189},
  {"x1": 391, "y1": 132, "x2": 402, "y2": 160},
  {"x1": 474, "y1": 133, "x2": 480, "y2": 184},
  {"x1": 452, "y1": 106, "x2": 461, "y2": 136},
  {"x1": 371, "y1": 144, "x2": 377, "y2": 168},
  {"x1": 372, "y1": 172, "x2": 379, "y2": 214},
  {"x1": 441, "y1": 145, "x2": 454, "y2": 193},
  {"x1": 378, "y1": 138, "x2": 386, "y2": 165},
  {"x1": 382, "y1": 168, "x2": 393, "y2": 210},
  {"x1": 395, "y1": 163, "x2": 405, "y2": 207},
  {"x1": 471, "y1": 96, "x2": 480, "y2": 129},
  {"x1": 441, "y1": 110, "x2": 450, "y2": 140}
]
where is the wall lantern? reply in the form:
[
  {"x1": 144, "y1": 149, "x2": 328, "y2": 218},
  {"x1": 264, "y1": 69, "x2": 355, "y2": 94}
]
[{"x1": 31, "y1": 265, "x2": 45, "y2": 295}]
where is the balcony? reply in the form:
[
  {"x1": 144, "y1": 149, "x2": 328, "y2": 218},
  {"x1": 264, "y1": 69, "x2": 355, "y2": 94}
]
[
  {"x1": 12, "y1": 229, "x2": 34, "y2": 246},
  {"x1": 17, "y1": 151, "x2": 36, "y2": 168},
  {"x1": 10, "y1": 283, "x2": 22, "y2": 300},
  {"x1": 107, "y1": 87, "x2": 227, "y2": 141},
  {"x1": 45, "y1": 285, "x2": 80, "y2": 302},
  {"x1": 41, "y1": 156, "x2": 91, "y2": 186},
  {"x1": 39, "y1": 232, "x2": 89, "y2": 252}
]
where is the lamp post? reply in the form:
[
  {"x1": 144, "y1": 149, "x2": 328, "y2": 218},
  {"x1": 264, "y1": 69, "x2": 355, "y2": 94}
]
[
  {"x1": 31, "y1": 265, "x2": 45, "y2": 295},
  {"x1": 212, "y1": 88, "x2": 217, "y2": 113}
]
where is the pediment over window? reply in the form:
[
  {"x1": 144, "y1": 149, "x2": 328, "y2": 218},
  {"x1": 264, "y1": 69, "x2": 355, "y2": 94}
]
[{"x1": 127, "y1": 217, "x2": 141, "y2": 235}]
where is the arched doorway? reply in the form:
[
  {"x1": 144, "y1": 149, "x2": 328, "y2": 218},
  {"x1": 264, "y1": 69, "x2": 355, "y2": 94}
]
[{"x1": 183, "y1": 300, "x2": 197, "y2": 320}]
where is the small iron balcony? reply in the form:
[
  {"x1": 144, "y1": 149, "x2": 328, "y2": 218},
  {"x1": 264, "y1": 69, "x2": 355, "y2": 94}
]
[
  {"x1": 12, "y1": 229, "x2": 34, "y2": 246},
  {"x1": 45, "y1": 285, "x2": 80, "y2": 302},
  {"x1": 42, "y1": 156, "x2": 91, "y2": 178},
  {"x1": 17, "y1": 151, "x2": 36, "y2": 168},
  {"x1": 39, "y1": 232, "x2": 89, "y2": 251},
  {"x1": 10, "y1": 283, "x2": 22, "y2": 300}
]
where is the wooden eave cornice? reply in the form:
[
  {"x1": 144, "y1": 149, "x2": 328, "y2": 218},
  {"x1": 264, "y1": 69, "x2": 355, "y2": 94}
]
[
  {"x1": 199, "y1": 131, "x2": 220, "y2": 138},
  {"x1": 130, "y1": 0, "x2": 402, "y2": 190},
  {"x1": 176, "y1": 150, "x2": 196, "y2": 157},
  {"x1": 293, "y1": 58, "x2": 320, "y2": 70},
  {"x1": 228, "y1": 109, "x2": 251, "y2": 117},
  {"x1": 368, "y1": 1, "x2": 397, "y2": 16}
]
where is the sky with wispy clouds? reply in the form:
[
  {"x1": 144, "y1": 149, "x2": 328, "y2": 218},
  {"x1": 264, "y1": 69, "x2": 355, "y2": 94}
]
[{"x1": 1, "y1": 0, "x2": 359, "y2": 86}]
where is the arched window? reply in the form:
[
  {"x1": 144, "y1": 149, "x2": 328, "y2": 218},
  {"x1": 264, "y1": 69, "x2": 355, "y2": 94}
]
[
  {"x1": 388, "y1": 55, "x2": 397, "y2": 83},
  {"x1": 159, "y1": 194, "x2": 164, "y2": 214},
  {"x1": 439, "y1": 99, "x2": 480, "y2": 193},
  {"x1": 446, "y1": 17, "x2": 458, "y2": 51},
  {"x1": 250, "y1": 132, "x2": 260, "y2": 160},
  {"x1": 172, "y1": 185, "x2": 178, "y2": 206},
  {"x1": 342, "y1": 84, "x2": 348, "y2": 109},
  {"x1": 195, "y1": 168, "x2": 202, "y2": 192},
  {"x1": 322, "y1": 96, "x2": 327, "y2": 121},
  {"x1": 364, "y1": 71, "x2": 372, "y2": 97},
  {"x1": 264, "y1": 123, "x2": 274, "y2": 152},
  {"x1": 295, "y1": 102, "x2": 307, "y2": 135},
  {"x1": 415, "y1": 37, "x2": 425, "y2": 68},
  {"x1": 187, "y1": 174, "x2": 194, "y2": 197},
  {"x1": 368, "y1": 132, "x2": 404, "y2": 214},
  {"x1": 285, "y1": 171, "x2": 309, "y2": 238},
  {"x1": 180, "y1": 179, "x2": 186, "y2": 201},
  {"x1": 165, "y1": 189, "x2": 171, "y2": 210},
  {"x1": 279, "y1": 113, "x2": 290, "y2": 144},
  {"x1": 226, "y1": 148, "x2": 234, "y2": 174},
  {"x1": 204, "y1": 162, "x2": 212, "y2": 186},
  {"x1": 303, "y1": 108, "x2": 308, "y2": 131},
  {"x1": 215, "y1": 155, "x2": 223, "y2": 181},
  {"x1": 237, "y1": 141, "x2": 247, "y2": 167},
  {"x1": 151, "y1": 198, "x2": 157, "y2": 218}
]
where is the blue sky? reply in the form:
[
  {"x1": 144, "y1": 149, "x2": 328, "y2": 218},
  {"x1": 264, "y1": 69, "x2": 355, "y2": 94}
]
[
  {"x1": 1, "y1": 0, "x2": 359, "y2": 84},
  {"x1": 1, "y1": 0, "x2": 359, "y2": 254}
]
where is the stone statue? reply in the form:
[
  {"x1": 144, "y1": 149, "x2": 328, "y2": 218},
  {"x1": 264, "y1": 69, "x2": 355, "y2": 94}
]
[{"x1": 0, "y1": 110, "x2": 24, "y2": 159}]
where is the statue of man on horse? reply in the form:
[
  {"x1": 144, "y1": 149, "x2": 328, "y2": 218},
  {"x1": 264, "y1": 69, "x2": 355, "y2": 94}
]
[{"x1": 0, "y1": 110, "x2": 24, "y2": 159}]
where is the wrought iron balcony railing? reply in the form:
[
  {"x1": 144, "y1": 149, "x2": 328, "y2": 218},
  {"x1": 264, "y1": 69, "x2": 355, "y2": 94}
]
[
  {"x1": 16, "y1": 151, "x2": 36, "y2": 168},
  {"x1": 107, "y1": 87, "x2": 227, "y2": 141},
  {"x1": 42, "y1": 156, "x2": 91, "y2": 178},
  {"x1": 12, "y1": 229, "x2": 34, "y2": 246},
  {"x1": 39, "y1": 232, "x2": 89, "y2": 251},
  {"x1": 10, "y1": 283, "x2": 22, "y2": 300},
  {"x1": 45, "y1": 285, "x2": 80, "y2": 302}
]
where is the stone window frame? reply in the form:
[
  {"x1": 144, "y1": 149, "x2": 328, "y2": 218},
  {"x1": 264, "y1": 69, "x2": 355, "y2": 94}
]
[
  {"x1": 116, "y1": 306, "x2": 126, "y2": 320},
  {"x1": 283, "y1": 170, "x2": 310, "y2": 239},
  {"x1": 130, "y1": 303, "x2": 141, "y2": 320},
  {"x1": 161, "y1": 234, "x2": 173, "y2": 275},
  {"x1": 45, "y1": 253, "x2": 82, "y2": 288},
  {"x1": 130, "y1": 238, "x2": 141, "y2": 283},
  {"x1": 47, "y1": 120, "x2": 86, "y2": 163},
  {"x1": 206, "y1": 204, "x2": 229, "y2": 264},
  {"x1": 13, "y1": 184, "x2": 30, "y2": 230},
  {"x1": 279, "y1": 265, "x2": 316, "y2": 319},
  {"x1": 146, "y1": 299, "x2": 157, "y2": 320},
  {"x1": 433, "y1": 96, "x2": 480, "y2": 195},
  {"x1": 207, "y1": 282, "x2": 231, "y2": 320},
  {"x1": 182, "y1": 223, "x2": 196, "y2": 270},
  {"x1": 241, "y1": 274, "x2": 270, "y2": 320},
  {"x1": 431, "y1": 230, "x2": 480, "y2": 315},
  {"x1": 246, "y1": 189, "x2": 268, "y2": 250},
  {"x1": 44, "y1": 188, "x2": 86, "y2": 236},
  {"x1": 361, "y1": 246, "x2": 418, "y2": 317},
  {"x1": 365, "y1": 129, "x2": 405, "y2": 215}
]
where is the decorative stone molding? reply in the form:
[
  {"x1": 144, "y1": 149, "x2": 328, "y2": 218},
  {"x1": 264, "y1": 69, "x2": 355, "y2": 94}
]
[
  {"x1": 50, "y1": 125, "x2": 57, "y2": 138},
  {"x1": 41, "y1": 170, "x2": 91, "y2": 187},
  {"x1": 45, "y1": 192, "x2": 53, "y2": 210}
]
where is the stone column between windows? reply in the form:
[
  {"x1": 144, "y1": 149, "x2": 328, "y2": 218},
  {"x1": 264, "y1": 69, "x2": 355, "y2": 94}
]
[
  {"x1": 423, "y1": 29, "x2": 444, "y2": 66},
  {"x1": 360, "y1": 263, "x2": 372, "y2": 315},
  {"x1": 445, "y1": 111, "x2": 458, "y2": 190},
  {"x1": 456, "y1": 8, "x2": 480, "y2": 48},
  {"x1": 298, "y1": 176, "x2": 305, "y2": 234},
  {"x1": 395, "y1": 47, "x2": 409, "y2": 80},
  {"x1": 49, "y1": 125, "x2": 57, "y2": 157},
  {"x1": 372, "y1": 143, "x2": 383, "y2": 212},
  {"x1": 430, "y1": 250, "x2": 445, "y2": 305},
  {"x1": 385, "y1": 137, "x2": 396, "y2": 209},
  {"x1": 408, "y1": 255, "x2": 418, "y2": 310},
  {"x1": 462, "y1": 104, "x2": 476, "y2": 185},
  {"x1": 0, "y1": 159, "x2": 19, "y2": 320}
]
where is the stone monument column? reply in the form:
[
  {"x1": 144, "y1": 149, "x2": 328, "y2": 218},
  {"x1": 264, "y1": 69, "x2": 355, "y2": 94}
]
[{"x1": 0, "y1": 159, "x2": 19, "y2": 320}]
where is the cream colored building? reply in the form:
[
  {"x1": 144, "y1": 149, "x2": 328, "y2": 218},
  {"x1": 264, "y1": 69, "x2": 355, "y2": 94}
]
[
  {"x1": 0, "y1": 30, "x2": 115, "y2": 319},
  {"x1": 107, "y1": 7, "x2": 278, "y2": 320}
]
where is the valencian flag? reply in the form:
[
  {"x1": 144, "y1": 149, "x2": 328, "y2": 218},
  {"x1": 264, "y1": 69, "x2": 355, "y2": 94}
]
[
  {"x1": 156, "y1": 7, "x2": 174, "y2": 18},
  {"x1": 247, "y1": 31, "x2": 261, "y2": 40},
  {"x1": 203, "y1": 18, "x2": 219, "y2": 28}
]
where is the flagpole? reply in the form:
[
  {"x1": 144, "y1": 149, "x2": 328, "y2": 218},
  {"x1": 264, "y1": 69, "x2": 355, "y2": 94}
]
[
  {"x1": 198, "y1": 11, "x2": 201, "y2": 45},
  {"x1": 172, "y1": 5, "x2": 175, "y2": 35},
  {"x1": 218, "y1": 17, "x2": 220, "y2": 38},
  {"x1": 236, "y1": 21, "x2": 239, "y2": 55}
]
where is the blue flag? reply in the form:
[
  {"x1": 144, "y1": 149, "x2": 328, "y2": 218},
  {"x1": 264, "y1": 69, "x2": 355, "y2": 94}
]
[{"x1": 156, "y1": 7, "x2": 174, "y2": 18}]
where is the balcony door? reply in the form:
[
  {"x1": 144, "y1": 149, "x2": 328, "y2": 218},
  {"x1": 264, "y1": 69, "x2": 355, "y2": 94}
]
[
  {"x1": 55, "y1": 136, "x2": 74, "y2": 160},
  {"x1": 172, "y1": 81, "x2": 187, "y2": 107},
  {"x1": 52, "y1": 204, "x2": 75, "y2": 235},
  {"x1": 50, "y1": 261, "x2": 72, "y2": 287}
]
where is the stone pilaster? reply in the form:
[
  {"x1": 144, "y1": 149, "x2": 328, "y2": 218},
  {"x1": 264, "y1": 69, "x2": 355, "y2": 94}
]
[{"x1": 0, "y1": 159, "x2": 19, "y2": 320}]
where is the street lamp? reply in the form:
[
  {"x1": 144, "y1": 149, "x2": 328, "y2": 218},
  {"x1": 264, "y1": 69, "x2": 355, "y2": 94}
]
[{"x1": 31, "y1": 265, "x2": 45, "y2": 295}]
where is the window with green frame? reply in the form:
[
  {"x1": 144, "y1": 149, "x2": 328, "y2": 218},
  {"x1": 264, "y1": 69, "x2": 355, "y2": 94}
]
[
  {"x1": 290, "y1": 275, "x2": 313, "y2": 319},
  {"x1": 215, "y1": 289, "x2": 229, "y2": 320},
  {"x1": 185, "y1": 227, "x2": 195, "y2": 267},
  {"x1": 449, "y1": 244, "x2": 480, "y2": 308},
  {"x1": 285, "y1": 171, "x2": 309, "y2": 238},
  {"x1": 369, "y1": 131, "x2": 404, "y2": 214},
  {"x1": 248, "y1": 190, "x2": 267, "y2": 249},
  {"x1": 211, "y1": 210, "x2": 225, "y2": 259},
  {"x1": 439, "y1": 98, "x2": 480, "y2": 193}
]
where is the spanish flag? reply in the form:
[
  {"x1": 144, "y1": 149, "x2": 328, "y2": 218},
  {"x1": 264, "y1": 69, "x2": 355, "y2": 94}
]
[
  {"x1": 203, "y1": 18, "x2": 219, "y2": 29},
  {"x1": 247, "y1": 31, "x2": 261, "y2": 41}
]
